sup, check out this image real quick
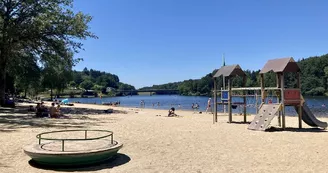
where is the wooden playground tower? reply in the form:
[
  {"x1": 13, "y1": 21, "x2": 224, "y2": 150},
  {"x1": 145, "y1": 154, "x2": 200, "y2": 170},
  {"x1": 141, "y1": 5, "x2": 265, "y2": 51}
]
[
  {"x1": 257, "y1": 57, "x2": 302, "y2": 130},
  {"x1": 213, "y1": 57, "x2": 327, "y2": 130},
  {"x1": 212, "y1": 64, "x2": 247, "y2": 124}
]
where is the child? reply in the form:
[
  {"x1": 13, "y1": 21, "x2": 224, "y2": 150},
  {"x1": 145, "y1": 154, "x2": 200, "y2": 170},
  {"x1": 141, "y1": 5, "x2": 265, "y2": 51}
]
[{"x1": 168, "y1": 107, "x2": 176, "y2": 117}]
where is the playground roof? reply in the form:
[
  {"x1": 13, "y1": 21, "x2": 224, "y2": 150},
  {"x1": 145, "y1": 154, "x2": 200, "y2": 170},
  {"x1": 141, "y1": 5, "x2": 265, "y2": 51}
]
[
  {"x1": 260, "y1": 57, "x2": 300, "y2": 74},
  {"x1": 213, "y1": 64, "x2": 246, "y2": 78}
]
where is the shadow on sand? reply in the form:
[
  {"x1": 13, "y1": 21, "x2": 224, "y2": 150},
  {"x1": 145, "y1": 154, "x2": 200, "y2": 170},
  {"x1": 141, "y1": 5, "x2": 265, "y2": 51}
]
[
  {"x1": 227, "y1": 121, "x2": 251, "y2": 125},
  {"x1": 0, "y1": 106, "x2": 117, "y2": 131},
  {"x1": 0, "y1": 114, "x2": 102, "y2": 130},
  {"x1": 266, "y1": 127, "x2": 328, "y2": 133},
  {"x1": 28, "y1": 153, "x2": 130, "y2": 172}
]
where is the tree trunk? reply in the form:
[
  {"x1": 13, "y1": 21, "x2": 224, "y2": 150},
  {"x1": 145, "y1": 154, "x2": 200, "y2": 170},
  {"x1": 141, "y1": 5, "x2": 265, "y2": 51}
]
[
  {"x1": 24, "y1": 88, "x2": 27, "y2": 98},
  {"x1": 0, "y1": 68, "x2": 6, "y2": 106},
  {"x1": 50, "y1": 88, "x2": 53, "y2": 100}
]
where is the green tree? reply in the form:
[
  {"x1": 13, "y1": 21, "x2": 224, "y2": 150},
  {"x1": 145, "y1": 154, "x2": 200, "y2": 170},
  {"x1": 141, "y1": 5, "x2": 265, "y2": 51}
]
[
  {"x1": 41, "y1": 52, "x2": 73, "y2": 99},
  {"x1": 0, "y1": 0, "x2": 96, "y2": 105},
  {"x1": 73, "y1": 71, "x2": 84, "y2": 86},
  {"x1": 13, "y1": 53, "x2": 41, "y2": 97},
  {"x1": 79, "y1": 80, "x2": 94, "y2": 90},
  {"x1": 69, "y1": 81, "x2": 77, "y2": 88},
  {"x1": 325, "y1": 66, "x2": 328, "y2": 91}
]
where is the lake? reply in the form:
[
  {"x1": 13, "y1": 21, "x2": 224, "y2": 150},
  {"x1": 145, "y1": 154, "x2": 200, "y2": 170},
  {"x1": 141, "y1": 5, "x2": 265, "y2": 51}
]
[{"x1": 66, "y1": 95, "x2": 328, "y2": 117}]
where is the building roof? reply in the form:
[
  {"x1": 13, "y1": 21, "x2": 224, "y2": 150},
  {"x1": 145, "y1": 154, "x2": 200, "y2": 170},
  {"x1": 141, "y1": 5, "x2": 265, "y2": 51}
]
[
  {"x1": 213, "y1": 64, "x2": 246, "y2": 78},
  {"x1": 260, "y1": 57, "x2": 300, "y2": 74}
]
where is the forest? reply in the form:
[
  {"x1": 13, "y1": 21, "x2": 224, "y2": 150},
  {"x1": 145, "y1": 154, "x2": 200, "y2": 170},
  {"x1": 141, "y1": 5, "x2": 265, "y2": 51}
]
[
  {"x1": 71, "y1": 68, "x2": 136, "y2": 96},
  {"x1": 4, "y1": 67, "x2": 136, "y2": 98},
  {"x1": 140, "y1": 54, "x2": 328, "y2": 96},
  {"x1": 5, "y1": 54, "x2": 328, "y2": 100}
]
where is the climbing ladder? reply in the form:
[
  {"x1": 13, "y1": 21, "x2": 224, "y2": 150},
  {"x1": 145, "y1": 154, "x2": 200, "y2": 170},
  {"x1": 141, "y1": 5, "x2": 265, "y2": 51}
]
[{"x1": 248, "y1": 104, "x2": 282, "y2": 131}]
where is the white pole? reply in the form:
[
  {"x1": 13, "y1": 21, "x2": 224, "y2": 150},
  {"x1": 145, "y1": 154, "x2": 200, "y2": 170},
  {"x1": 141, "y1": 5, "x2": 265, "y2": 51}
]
[{"x1": 222, "y1": 53, "x2": 226, "y2": 113}]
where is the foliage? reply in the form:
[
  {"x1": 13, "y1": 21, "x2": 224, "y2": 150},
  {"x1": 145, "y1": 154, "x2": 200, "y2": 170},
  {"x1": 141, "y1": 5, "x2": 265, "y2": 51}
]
[
  {"x1": 72, "y1": 68, "x2": 136, "y2": 95},
  {"x1": 305, "y1": 87, "x2": 325, "y2": 96},
  {"x1": 0, "y1": 0, "x2": 96, "y2": 105},
  {"x1": 41, "y1": 53, "x2": 74, "y2": 99},
  {"x1": 141, "y1": 54, "x2": 328, "y2": 96},
  {"x1": 12, "y1": 53, "x2": 41, "y2": 97},
  {"x1": 79, "y1": 80, "x2": 94, "y2": 90}
]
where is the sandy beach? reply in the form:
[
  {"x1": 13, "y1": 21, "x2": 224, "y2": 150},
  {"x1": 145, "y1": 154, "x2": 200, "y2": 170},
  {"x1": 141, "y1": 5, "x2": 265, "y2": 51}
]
[{"x1": 1, "y1": 102, "x2": 328, "y2": 173}]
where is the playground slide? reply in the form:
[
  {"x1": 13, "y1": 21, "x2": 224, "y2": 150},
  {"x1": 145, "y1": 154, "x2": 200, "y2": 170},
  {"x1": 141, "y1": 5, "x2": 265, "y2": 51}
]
[{"x1": 295, "y1": 103, "x2": 327, "y2": 129}]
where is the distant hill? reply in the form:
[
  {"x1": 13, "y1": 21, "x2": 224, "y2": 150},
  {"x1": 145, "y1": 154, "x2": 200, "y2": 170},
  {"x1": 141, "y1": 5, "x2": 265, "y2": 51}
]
[{"x1": 72, "y1": 68, "x2": 136, "y2": 95}]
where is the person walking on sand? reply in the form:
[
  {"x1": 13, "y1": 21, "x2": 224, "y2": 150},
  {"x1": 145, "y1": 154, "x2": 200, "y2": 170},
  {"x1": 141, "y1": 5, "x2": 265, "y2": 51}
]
[
  {"x1": 205, "y1": 98, "x2": 212, "y2": 114},
  {"x1": 195, "y1": 103, "x2": 199, "y2": 113},
  {"x1": 140, "y1": 100, "x2": 144, "y2": 108},
  {"x1": 192, "y1": 103, "x2": 195, "y2": 113}
]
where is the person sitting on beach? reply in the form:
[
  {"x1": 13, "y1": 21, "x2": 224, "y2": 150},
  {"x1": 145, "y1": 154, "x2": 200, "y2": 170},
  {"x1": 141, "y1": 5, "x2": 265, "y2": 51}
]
[
  {"x1": 39, "y1": 102, "x2": 44, "y2": 109},
  {"x1": 56, "y1": 105, "x2": 63, "y2": 116},
  {"x1": 49, "y1": 103, "x2": 59, "y2": 118},
  {"x1": 28, "y1": 105, "x2": 35, "y2": 112},
  {"x1": 49, "y1": 103, "x2": 69, "y2": 118},
  {"x1": 56, "y1": 105, "x2": 70, "y2": 118},
  {"x1": 35, "y1": 103, "x2": 41, "y2": 117},
  {"x1": 168, "y1": 107, "x2": 177, "y2": 117},
  {"x1": 36, "y1": 103, "x2": 49, "y2": 117}
]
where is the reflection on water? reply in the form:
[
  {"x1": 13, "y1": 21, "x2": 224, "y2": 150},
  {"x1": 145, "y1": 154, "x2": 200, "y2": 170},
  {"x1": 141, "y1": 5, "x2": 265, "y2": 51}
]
[{"x1": 67, "y1": 95, "x2": 328, "y2": 117}]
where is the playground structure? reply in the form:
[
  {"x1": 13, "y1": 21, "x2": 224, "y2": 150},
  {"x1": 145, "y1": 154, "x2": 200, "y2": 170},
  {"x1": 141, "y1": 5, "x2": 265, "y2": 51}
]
[
  {"x1": 213, "y1": 57, "x2": 328, "y2": 131},
  {"x1": 213, "y1": 65, "x2": 247, "y2": 123},
  {"x1": 24, "y1": 130, "x2": 123, "y2": 166}
]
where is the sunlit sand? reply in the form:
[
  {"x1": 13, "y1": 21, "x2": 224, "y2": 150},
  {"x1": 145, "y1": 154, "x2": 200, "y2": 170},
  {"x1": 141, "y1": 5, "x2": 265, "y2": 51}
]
[{"x1": 0, "y1": 102, "x2": 327, "y2": 173}]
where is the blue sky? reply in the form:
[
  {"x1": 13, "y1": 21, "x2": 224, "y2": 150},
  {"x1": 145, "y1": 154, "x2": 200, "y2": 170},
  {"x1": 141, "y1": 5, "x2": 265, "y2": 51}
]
[{"x1": 72, "y1": 0, "x2": 328, "y2": 88}]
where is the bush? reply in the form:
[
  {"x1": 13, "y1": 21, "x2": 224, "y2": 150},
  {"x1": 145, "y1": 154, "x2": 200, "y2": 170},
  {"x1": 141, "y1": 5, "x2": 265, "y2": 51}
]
[{"x1": 305, "y1": 87, "x2": 325, "y2": 96}]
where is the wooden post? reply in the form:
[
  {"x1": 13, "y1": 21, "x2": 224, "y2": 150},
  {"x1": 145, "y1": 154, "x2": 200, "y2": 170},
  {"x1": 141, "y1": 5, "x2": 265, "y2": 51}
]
[
  {"x1": 297, "y1": 72, "x2": 302, "y2": 129},
  {"x1": 243, "y1": 76, "x2": 247, "y2": 123},
  {"x1": 276, "y1": 73, "x2": 281, "y2": 127},
  {"x1": 276, "y1": 73, "x2": 281, "y2": 88},
  {"x1": 213, "y1": 77, "x2": 217, "y2": 124},
  {"x1": 228, "y1": 77, "x2": 232, "y2": 123},
  {"x1": 255, "y1": 91, "x2": 258, "y2": 114},
  {"x1": 260, "y1": 74, "x2": 265, "y2": 103},
  {"x1": 277, "y1": 96, "x2": 281, "y2": 127},
  {"x1": 281, "y1": 73, "x2": 286, "y2": 129},
  {"x1": 223, "y1": 77, "x2": 226, "y2": 114}
]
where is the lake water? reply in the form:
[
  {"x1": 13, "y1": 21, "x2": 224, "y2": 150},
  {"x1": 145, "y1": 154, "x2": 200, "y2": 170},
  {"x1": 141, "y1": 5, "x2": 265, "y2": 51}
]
[{"x1": 66, "y1": 95, "x2": 328, "y2": 117}]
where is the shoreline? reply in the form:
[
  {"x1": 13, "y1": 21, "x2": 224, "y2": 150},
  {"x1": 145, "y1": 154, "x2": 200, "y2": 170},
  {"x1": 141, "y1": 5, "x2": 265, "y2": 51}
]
[{"x1": 37, "y1": 101, "x2": 322, "y2": 118}]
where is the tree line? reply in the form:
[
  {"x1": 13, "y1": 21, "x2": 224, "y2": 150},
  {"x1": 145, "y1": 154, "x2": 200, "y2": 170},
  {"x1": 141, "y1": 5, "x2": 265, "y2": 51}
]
[
  {"x1": 4, "y1": 66, "x2": 136, "y2": 99},
  {"x1": 140, "y1": 54, "x2": 328, "y2": 96},
  {"x1": 71, "y1": 68, "x2": 136, "y2": 96}
]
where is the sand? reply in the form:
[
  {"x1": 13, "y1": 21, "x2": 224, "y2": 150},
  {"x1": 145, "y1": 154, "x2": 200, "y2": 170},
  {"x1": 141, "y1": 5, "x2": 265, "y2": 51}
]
[{"x1": 0, "y1": 102, "x2": 328, "y2": 173}]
